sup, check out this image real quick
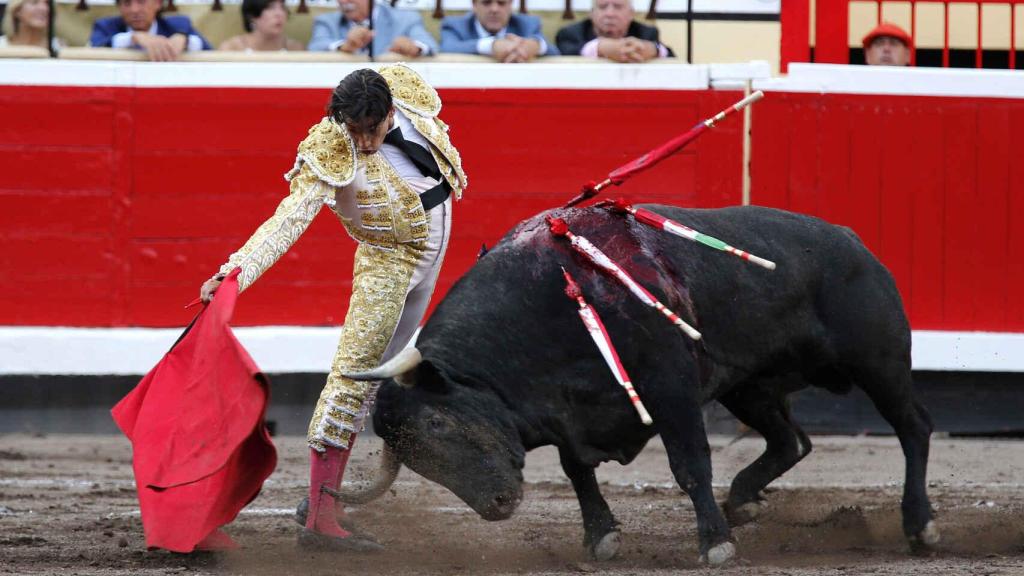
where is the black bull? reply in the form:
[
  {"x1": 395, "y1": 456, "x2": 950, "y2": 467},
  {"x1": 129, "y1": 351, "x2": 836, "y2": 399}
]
[{"x1": 352, "y1": 204, "x2": 938, "y2": 564}]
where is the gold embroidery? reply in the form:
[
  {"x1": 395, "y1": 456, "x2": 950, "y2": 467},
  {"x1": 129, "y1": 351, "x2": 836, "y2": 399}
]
[
  {"x1": 363, "y1": 155, "x2": 383, "y2": 182},
  {"x1": 216, "y1": 75, "x2": 464, "y2": 452},
  {"x1": 322, "y1": 151, "x2": 430, "y2": 247},
  {"x1": 218, "y1": 164, "x2": 327, "y2": 292},
  {"x1": 360, "y1": 212, "x2": 393, "y2": 230},
  {"x1": 297, "y1": 118, "x2": 357, "y2": 187},
  {"x1": 377, "y1": 64, "x2": 466, "y2": 199},
  {"x1": 355, "y1": 188, "x2": 388, "y2": 203},
  {"x1": 386, "y1": 170, "x2": 425, "y2": 244},
  {"x1": 411, "y1": 115, "x2": 468, "y2": 198},
  {"x1": 379, "y1": 63, "x2": 442, "y2": 118},
  {"x1": 308, "y1": 241, "x2": 424, "y2": 451}
]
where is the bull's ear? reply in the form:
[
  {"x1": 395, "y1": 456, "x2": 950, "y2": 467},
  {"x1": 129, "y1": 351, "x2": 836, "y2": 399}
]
[{"x1": 415, "y1": 359, "x2": 451, "y2": 394}]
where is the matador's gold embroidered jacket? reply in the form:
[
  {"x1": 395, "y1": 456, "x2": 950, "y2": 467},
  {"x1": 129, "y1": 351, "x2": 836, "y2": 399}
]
[{"x1": 217, "y1": 63, "x2": 467, "y2": 291}]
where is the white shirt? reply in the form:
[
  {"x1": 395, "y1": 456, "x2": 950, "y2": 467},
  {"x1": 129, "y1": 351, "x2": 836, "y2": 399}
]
[
  {"x1": 110, "y1": 21, "x2": 204, "y2": 52},
  {"x1": 473, "y1": 18, "x2": 548, "y2": 56},
  {"x1": 379, "y1": 108, "x2": 440, "y2": 192},
  {"x1": 326, "y1": 14, "x2": 432, "y2": 56}
]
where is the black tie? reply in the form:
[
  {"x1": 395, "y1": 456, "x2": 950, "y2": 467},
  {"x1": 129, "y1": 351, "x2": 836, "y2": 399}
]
[{"x1": 384, "y1": 128, "x2": 442, "y2": 181}]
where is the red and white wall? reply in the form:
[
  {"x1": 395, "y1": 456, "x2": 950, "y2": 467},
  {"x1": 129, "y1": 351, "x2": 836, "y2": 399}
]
[
  {"x1": 754, "y1": 64, "x2": 1024, "y2": 372},
  {"x1": 1, "y1": 60, "x2": 1021, "y2": 374}
]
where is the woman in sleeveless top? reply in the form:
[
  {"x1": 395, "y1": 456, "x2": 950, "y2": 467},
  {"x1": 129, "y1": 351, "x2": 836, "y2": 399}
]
[
  {"x1": 0, "y1": 0, "x2": 66, "y2": 52},
  {"x1": 219, "y1": 0, "x2": 304, "y2": 51}
]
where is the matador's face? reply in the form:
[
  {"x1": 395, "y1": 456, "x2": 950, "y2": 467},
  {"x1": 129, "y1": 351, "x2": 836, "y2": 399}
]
[{"x1": 346, "y1": 107, "x2": 395, "y2": 154}]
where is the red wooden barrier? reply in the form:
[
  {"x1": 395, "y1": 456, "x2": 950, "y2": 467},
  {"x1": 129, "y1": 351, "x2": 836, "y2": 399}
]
[
  {"x1": 0, "y1": 85, "x2": 743, "y2": 327},
  {"x1": 4, "y1": 65, "x2": 1021, "y2": 336},
  {"x1": 750, "y1": 90, "x2": 1024, "y2": 332}
]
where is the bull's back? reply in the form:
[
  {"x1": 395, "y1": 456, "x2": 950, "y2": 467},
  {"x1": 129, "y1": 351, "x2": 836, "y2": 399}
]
[
  {"x1": 431, "y1": 203, "x2": 908, "y2": 398},
  {"x1": 646, "y1": 204, "x2": 910, "y2": 383}
]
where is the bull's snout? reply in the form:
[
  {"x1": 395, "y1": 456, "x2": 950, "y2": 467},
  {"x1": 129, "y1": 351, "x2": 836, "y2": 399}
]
[{"x1": 479, "y1": 489, "x2": 522, "y2": 521}]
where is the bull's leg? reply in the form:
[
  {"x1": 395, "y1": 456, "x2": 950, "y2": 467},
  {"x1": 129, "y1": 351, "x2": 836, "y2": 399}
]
[
  {"x1": 558, "y1": 450, "x2": 621, "y2": 561},
  {"x1": 718, "y1": 385, "x2": 811, "y2": 526},
  {"x1": 648, "y1": 386, "x2": 734, "y2": 565},
  {"x1": 854, "y1": 364, "x2": 938, "y2": 552}
]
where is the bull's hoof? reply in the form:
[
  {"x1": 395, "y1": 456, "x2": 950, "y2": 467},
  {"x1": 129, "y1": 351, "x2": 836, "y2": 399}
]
[
  {"x1": 699, "y1": 541, "x2": 736, "y2": 566},
  {"x1": 294, "y1": 497, "x2": 379, "y2": 544},
  {"x1": 908, "y1": 520, "x2": 940, "y2": 553},
  {"x1": 297, "y1": 529, "x2": 384, "y2": 553},
  {"x1": 724, "y1": 500, "x2": 765, "y2": 527},
  {"x1": 588, "y1": 531, "x2": 621, "y2": 561}
]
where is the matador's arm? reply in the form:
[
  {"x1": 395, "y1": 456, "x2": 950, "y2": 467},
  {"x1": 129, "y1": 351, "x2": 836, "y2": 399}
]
[{"x1": 218, "y1": 164, "x2": 330, "y2": 292}]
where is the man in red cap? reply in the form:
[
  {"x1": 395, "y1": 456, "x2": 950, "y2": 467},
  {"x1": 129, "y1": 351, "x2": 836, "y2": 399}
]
[{"x1": 862, "y1": 21, "x2": 912, "y2": 66}]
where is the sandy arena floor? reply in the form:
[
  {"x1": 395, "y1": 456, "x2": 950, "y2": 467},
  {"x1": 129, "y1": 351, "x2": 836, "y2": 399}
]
[{"x1": 3, "y1": 433, "x2": 1024, "y2": 575}]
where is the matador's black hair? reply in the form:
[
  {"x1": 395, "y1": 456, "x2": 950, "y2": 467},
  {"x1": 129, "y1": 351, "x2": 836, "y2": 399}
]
[{"x1": 327, "y1": 69, "x2": 393, "y2": 127}]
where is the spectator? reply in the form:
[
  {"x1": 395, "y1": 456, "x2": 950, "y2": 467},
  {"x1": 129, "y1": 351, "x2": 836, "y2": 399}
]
[
  {"x1": 308, "y1": 0, "x2": 438, "y2": 58},
  {"x1": 556, "y1": 0, "x2": 672, "y2": 62},
  {"x1": 1, "y1": 0, "x2": 65, "y2": 51},
  {"x1": 90, "y1": 0, "x2": 211, "y2": 62},
  {"x1": 220, "y1": 0, "x2": 303, "y2": 51},
  {"x1": 440, "y1": 0, "x2": 557, "y2": 62},
  {"x1": 862, "y1": 22, "x2": 911, "y2": 66}
]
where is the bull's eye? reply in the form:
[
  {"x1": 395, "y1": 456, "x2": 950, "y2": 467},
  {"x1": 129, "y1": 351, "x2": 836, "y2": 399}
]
[{"x1": 428, "y1": 415, "x2": 446, "y2": 432}]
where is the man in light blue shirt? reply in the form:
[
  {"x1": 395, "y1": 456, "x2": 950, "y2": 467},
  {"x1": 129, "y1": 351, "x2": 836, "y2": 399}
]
[
  {"x1": 308, "y1": 0, "x2": 438, "y2": 58},
  {"x1": 440, "y1": 0, "x2": 557, "y2": 62}
]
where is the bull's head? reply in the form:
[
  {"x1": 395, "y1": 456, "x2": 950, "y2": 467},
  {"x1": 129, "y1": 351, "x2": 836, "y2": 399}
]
[{"x1": 344, "y1": 349, "x2": 526, "y2": 521}]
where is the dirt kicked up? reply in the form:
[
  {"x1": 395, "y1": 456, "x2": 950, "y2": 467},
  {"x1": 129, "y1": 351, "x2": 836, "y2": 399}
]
[{"x1": 3, "y1": 433, "x2": 1024, "y2": 576}]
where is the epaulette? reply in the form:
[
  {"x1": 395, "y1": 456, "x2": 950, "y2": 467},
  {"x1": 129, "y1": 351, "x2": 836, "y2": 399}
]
[
  {"x1": 294, "y1": 117, "x2": 357, "y2": 187},
  {"x1": 380, "y1": 63, "x2": 441, "y2": 118}
]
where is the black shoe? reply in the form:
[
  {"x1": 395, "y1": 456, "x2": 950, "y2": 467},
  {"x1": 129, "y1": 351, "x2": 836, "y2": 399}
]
[
  {"x1": 296, "y1": 528, "x2": 384, "y2": 553},
  {"x1": 294, "y1": 497, "x2": 379, "y2": 544}
]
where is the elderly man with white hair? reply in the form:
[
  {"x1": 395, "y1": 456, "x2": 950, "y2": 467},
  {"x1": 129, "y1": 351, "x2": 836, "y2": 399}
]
[{"x1": 556, "y1": 0, "x2": 672, "y2": 62}]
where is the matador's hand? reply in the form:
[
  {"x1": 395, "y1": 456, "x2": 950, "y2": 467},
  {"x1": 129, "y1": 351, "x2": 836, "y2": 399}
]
[{"x1": 200, "y1": 273, "x2": 226, "y2": 304}]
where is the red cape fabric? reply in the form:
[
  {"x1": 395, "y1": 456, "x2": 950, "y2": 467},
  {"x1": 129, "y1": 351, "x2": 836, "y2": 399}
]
[{"x1": 111, "y1": 270, "x2": 277, "y2": 553}]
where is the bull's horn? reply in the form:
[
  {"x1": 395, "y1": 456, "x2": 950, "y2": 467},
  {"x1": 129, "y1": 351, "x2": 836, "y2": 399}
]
[
  {"x1": 336, "y1": 443, "x2": 402, "y2": 505},
  {"x1": 343, "y1": 347, "x2": 422, "y2": 388}
]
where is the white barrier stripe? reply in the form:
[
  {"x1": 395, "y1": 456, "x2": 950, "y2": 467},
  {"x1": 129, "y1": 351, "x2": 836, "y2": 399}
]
[
  {"x1": 0, "y1": 327, "x2": 1021, "y2": 374},
  {"x1": 0, "y1": 60, "x2": 712, "y2": 90},
  {"x1": 6, "y1": 61, "x2": 1024, "y2": 99},
  {"x1": 754, "y1": 63, "x2": 1024, "y2": 99}
]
